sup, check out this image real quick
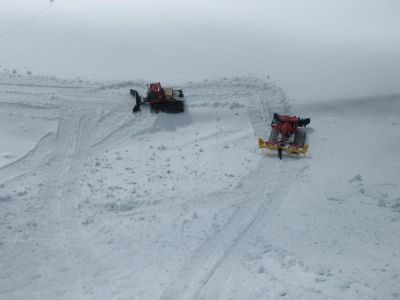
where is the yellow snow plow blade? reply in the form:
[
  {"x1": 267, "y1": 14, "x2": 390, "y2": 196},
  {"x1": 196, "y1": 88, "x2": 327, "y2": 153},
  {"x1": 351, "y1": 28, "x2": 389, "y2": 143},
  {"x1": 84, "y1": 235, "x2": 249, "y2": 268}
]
[{"x1": 258, "y1": 138, "x2": 309, "y2": 154}]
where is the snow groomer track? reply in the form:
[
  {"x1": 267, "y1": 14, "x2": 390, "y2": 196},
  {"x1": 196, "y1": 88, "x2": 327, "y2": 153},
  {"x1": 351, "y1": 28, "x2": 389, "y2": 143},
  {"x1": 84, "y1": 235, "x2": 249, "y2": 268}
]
[{"x1": 1, "y1": 72, "x2": 400, "y2": 300}]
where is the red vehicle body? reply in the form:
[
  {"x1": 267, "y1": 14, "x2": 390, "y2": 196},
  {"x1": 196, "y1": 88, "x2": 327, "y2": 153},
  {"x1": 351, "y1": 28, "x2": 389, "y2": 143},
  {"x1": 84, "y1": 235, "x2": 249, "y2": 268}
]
[
  {"x1": 259, "y1": 113, "x2": 310, "y2": 159},
  {"x1": 147, "y1": 82, "x2": 166, "y2": 104},
  {"x1": 130, "y1": 82, "x2": 184, "y2": 113}
]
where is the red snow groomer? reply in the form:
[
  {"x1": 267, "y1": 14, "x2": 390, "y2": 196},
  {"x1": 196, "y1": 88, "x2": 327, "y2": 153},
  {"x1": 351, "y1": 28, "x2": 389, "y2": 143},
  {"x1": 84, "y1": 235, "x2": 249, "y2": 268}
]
[
  {"x1": 130, "y1": 82, "x2": 184, "y2": 113},
  {"x1": 259, "y1": 113, "x2": 310, "y2": 159}
]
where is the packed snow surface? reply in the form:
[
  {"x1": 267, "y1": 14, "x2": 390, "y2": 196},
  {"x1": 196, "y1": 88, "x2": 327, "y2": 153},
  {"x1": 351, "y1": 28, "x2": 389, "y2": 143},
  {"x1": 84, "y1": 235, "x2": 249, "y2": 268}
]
[{"x1": 0, "y1": 72, "x2": 399, "y2": 299}]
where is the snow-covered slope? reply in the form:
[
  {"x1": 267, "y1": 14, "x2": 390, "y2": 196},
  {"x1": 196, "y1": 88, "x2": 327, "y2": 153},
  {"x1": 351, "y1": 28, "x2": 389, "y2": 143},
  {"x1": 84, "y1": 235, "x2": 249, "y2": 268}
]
[{"x1": 0, "y1": 72, "x2": 399, "y2": 300}]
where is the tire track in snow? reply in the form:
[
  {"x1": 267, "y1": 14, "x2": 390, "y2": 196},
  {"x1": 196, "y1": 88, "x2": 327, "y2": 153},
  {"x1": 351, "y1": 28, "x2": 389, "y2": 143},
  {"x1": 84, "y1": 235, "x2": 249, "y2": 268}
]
[
  {"x1": 0, "y1": 100, "x2": 58, "y2": 111},
  {"x1": 44, "y1": 95, "x2": 156, "y2": 299},
  {"x1": 90, "y1": 95, "x2": 156, "y2": 153},
  {"x1": 38, "y1": 106, "x2": 89, "y2": 298},
  {"x1": 192, "y1": 161, "x2": 301, "y2": 299},
  {"x1": 160, "y1": 157, "x2": 297, "y2": 300},
  {"x1": 47, "y1": 100, "x2": 140, "y2": 299},
  {"x1": 161, "y1": 84, "x2": 295, "y2": 300},
  {"x1": 55, "y1": 110, "x2": 97, "y2": 298},
  {"x1": 39, "y1": 99, "x2": 113, "y2": 298}
]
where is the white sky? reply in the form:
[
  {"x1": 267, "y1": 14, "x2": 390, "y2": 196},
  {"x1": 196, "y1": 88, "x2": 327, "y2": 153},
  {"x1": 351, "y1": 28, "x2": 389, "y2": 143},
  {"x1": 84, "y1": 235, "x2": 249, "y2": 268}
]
[{"x1": 1, "y1": 0, "x2": 399, "y2": 101}]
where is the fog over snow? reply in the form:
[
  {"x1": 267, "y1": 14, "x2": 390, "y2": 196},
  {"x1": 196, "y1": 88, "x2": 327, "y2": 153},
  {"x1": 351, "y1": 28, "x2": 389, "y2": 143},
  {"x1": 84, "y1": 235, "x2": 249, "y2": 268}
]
[{"x1": 1, "y1": 0, "x2": 399, "y2": 101}]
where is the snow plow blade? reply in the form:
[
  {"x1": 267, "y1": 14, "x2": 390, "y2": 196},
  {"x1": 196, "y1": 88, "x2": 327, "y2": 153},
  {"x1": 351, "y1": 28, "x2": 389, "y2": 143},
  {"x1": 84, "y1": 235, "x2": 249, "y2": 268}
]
[{"x1": 258, "y1": 138, "x2": 309, "y2": 154}]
